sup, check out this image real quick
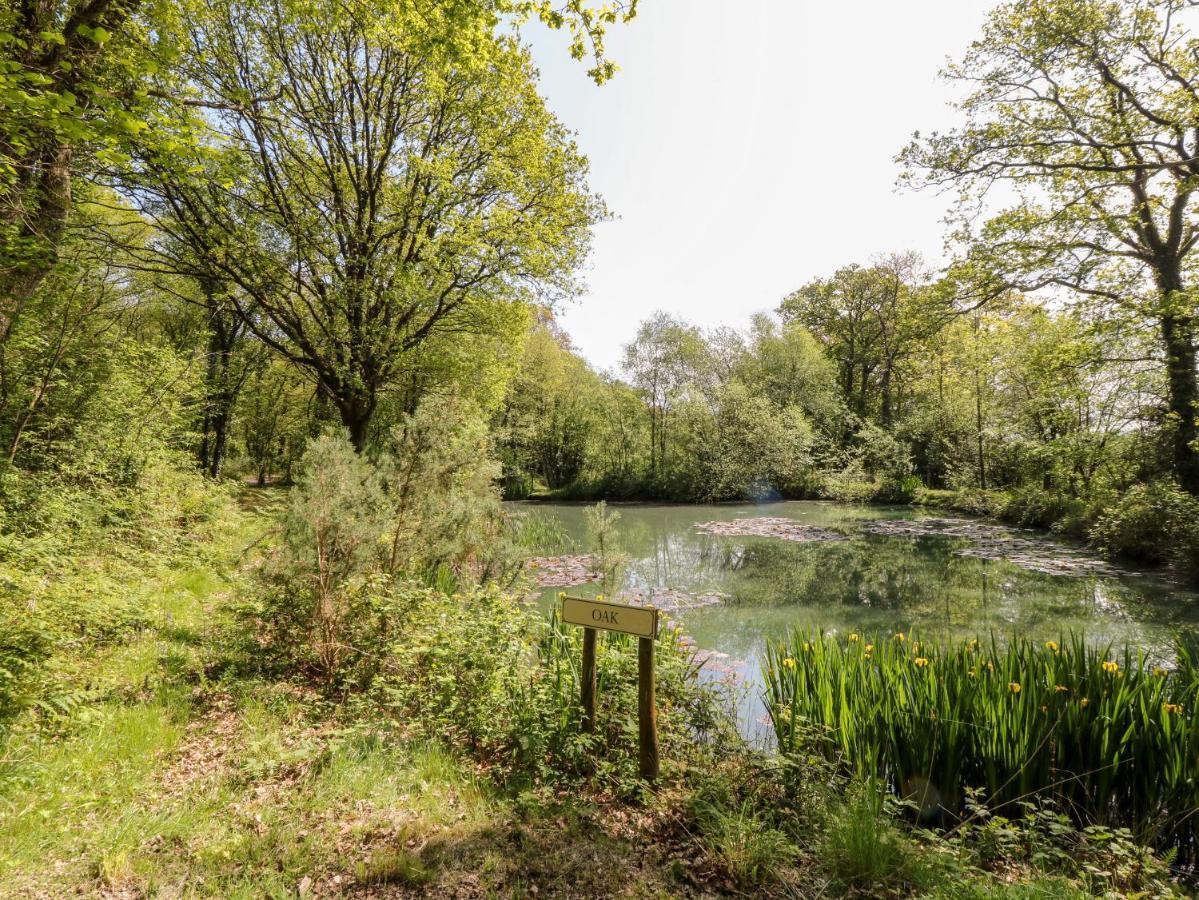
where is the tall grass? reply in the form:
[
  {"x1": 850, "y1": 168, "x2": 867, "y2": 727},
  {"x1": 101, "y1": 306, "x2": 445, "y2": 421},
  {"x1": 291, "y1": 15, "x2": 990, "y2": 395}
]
[{"x1": 764, "y1": 630, "x2": 1199, "y2": 864}]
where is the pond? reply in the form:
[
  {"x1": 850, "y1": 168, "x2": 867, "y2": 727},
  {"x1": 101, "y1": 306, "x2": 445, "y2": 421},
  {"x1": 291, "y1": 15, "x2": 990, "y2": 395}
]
[{"x1": 518, "y1": 501, "x2": 1199, "y2": 741}]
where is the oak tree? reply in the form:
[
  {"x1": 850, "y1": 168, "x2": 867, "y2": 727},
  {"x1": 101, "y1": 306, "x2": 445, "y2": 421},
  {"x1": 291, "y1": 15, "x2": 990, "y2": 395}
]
[{"x1": 902, "y1": 0, "x2": 1199, "y2": 491}]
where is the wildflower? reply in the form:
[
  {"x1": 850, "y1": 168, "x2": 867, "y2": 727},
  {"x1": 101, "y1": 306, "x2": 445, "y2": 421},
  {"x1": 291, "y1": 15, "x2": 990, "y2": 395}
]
[
  {"x1": 1009, "y1": 682, "x2": 1022, "y2": 694},
  {"x1": 1080, "y1": 697, "x2": 1090, "y2": 708},
  {"x1": 557, "y1": 591, "x2": 566, "y2": 599},
  {"x1": 1045, "y1": 640, "x2": 1058, "y2": 652},
  {"x1": 782, "y1": 657, "x2": 796, "y2": 670},
  {"x1": 849, "y1": 633, "x2": 860, "y2": 642},
  {"x1": 986, "y1": 661, "x2": 994, "y2": 671},
  {"x1": 968, "y1": 668, "x2": 977, "y2": 678},
  {"x1": 967, "y1": 638, "x2": 978, "y2": 652},
  {"x1": 1163, "y1": 703, "x2": 1184, "y2": 715},
  {"x1": 864, "y1": 644, "x2": 874, "y2": 653},
  {"x1": 894, "y1": 632, "x2": 906, "y2": 642},
  {"x1": 1153, "y1": 667, "x2": 1168, "y2": 678},
  {"x1": 596, "y1": 594, "x2": 604, "y2": 601},
  {"x1": 1054, "y1": 685, "x2": 1069, "y2": 693},
  {"x1": 914, "y1": 657, "x2": 929, "y2": 668},
  {"x1": 1102, "y1": 660, "x2": 1119, "y2": 674}
]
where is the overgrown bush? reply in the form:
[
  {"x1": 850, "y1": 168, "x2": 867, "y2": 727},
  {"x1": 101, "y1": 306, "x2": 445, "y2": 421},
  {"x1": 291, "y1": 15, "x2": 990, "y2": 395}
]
[
  {"x1": 950, "y1": 793, "x2": 1179, "y2": 897},
  {"x1": 1090, "y1": 480, "x2": 1199, "y2": 576},
  {"x1": 874, "y1": 474, "x2": 924, "y2": 504},
  {"x1": 369, "y1": 586, "x2": 735, "y2": 792},
  {"x1": 247, "y1": 433, "x2": 392, "y2": 687},
  {"x1": 381, "y1": 398, "x2": 514, "y2": 586},
  {"x1": 0, "y1": 606, "x2": 52, "y2": 723}
]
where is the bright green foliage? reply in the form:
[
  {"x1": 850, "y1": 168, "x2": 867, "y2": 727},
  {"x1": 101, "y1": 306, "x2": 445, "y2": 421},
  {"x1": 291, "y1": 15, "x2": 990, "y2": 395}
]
[
  {"x1": 901, "y1": 0, "x2": 1199, "y2": 493},
  {"x1": 247, "y1": 433, "x2": 392, "y2": 687},
  {"x1": 136, "y1": 0, "x2": 601, "y2": 448},
  {"x1": 370, "y1": 585, "x2": 732, "y2": 793},
  {"x1": 380, "y1": 397, "x2": 511, "y2": 585},
  {"x1": 0, "y1": 0, "x2": 165, "y2": 319},
  {"x1": 765, "y1": 630, "x2": 1199, "y2": 864},
  {"x1": 497, "y1": 309, "x2": 824, "y2": 501},
  {"x1": 780, "y1": 253, "x2": 950, "y2": 424},
  {"x1": 496, "y1": 316, "x2": 603, "y2": 493},
  {"x1": 1091, "y1": 480, "x2": 1199, "y2": 567},
  {"x1": 583, "y1": 500, "x2": 626, "y2": 592}
]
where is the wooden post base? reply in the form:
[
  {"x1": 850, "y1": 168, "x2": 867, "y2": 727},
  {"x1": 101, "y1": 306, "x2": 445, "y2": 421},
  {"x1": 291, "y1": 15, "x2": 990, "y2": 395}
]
[
  {"x1": 638, "y1": 636, "x2": 659, "y2": 782},
  {"x1": 581, "y1": 627, "x2": 597, "y2": 734}
]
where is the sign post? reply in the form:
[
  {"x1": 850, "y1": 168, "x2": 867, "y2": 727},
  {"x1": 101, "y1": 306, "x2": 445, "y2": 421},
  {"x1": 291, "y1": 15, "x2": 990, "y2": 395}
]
[
  {"x1": 560, "y1": 595, "x2": 660, "y2": 781},
  {"x1": 581, "y1": 626, "x2": 597, "y2": 733}
]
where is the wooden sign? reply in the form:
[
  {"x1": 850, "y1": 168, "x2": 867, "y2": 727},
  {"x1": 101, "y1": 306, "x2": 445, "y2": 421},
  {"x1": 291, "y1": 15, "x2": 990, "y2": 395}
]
[
  {"x1": 560, "y1": 595, "x2": 658, "y2": 638},
  {"x1": 559, "y1": 594, "x2": 660, "y2": 782}
]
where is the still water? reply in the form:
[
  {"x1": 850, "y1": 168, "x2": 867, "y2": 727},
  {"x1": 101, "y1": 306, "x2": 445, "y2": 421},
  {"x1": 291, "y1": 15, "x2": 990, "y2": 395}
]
[{"x1": 520, "y1": 501, "x2": 1199, "y2": 740}]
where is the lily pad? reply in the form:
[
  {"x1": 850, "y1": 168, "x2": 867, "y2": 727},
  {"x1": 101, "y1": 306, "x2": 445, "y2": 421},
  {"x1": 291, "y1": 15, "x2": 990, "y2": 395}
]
[
  {"x1": 861, "y1": 517, "x2": 1123, "y2": 578},
  {"x1": 694, "y1": 517, "x2": 846, "y2": 543}
]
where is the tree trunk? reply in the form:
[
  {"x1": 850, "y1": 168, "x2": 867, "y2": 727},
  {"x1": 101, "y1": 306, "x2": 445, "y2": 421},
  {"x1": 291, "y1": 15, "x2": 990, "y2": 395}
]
[
  {"x1": 333, "y1": 392, "x2": 375, "y2": 453},
  {"x1": 973, "y1": 316, "x2": 986, "y2": 490},
  {"x1": 198, "y1": 301, "x2": 244, "y2": 478},
  {"x1": 1160, "y1": 312, "x2": 1199, "y2": 493},
  {"x1": 880, "y1": 359, "x2": 894, "y2": 426},
  {"x1": 0, "y1": 144, "x2": 73, "y2": 347},
  {"x1": 649, "y1": 405, "x2": 657, "y2": 477}
]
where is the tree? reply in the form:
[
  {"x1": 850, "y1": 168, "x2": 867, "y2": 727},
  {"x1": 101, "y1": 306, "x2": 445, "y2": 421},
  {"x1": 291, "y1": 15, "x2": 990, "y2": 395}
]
[
  {"x1": 901, "y1": 0, "x2": 1199, "y2": 491},
  {"x1": 737, "y1": 313, "x2": 845, "y2": 444},
  {"x1": 779, "y1": 254, "x2": 948, "y2": 423},
  {"x1": 0, "y1": 0, "x2": 635, "y2": 315},
  {"x1": 0, "y1": 0, "x2": 156, "y2": 340},
  {"x1": 133, "y1": 0, "x2": 599, "y2": 451},
  {"x1": 495, "y1": 314, "x2": 601, "y2": 490},
  {"x1": 622, "y1": 311, "x2": 707, "y2": 478},
  {"x1": 238, "y1": 355, "x2": 310, "y2": 485}
]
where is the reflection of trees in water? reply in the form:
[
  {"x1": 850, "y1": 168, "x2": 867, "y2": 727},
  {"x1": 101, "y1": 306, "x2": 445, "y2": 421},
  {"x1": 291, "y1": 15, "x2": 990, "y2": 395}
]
[
  {"x1": 716, "y1": 535, "x2": 1194, "y2": 637},
  {"x1": 531, "y1": 503, "x2": 1199, "y2": 643},
  {"x1": 622, "y1": 521, "x2": 748, "y2": 592}
]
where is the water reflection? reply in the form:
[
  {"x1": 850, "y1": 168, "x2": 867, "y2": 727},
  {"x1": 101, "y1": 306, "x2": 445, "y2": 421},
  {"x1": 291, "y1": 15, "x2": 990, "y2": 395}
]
[{"x1": 518, "y1": 500, "x2": 1199, "y2": 739}]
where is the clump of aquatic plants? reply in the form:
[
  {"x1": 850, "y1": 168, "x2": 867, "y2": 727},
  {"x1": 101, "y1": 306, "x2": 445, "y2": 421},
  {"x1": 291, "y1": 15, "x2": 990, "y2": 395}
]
[{"x1": 764, "y1": 630, "x2": 1199, "y2": 865}]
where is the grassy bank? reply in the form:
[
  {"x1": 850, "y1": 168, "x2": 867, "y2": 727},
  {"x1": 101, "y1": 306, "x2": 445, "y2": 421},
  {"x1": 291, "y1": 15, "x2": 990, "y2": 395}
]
[{"x1": 0, "y1": 487, "x2": 1190, "y2": 896}]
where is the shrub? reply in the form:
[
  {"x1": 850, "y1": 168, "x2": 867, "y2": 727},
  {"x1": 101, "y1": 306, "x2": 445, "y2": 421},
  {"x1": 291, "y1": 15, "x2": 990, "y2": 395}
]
[
  {"x1": 819, "y1": 472, "x2": 879, "y2": 503},
  {"x1": 583, "y1": 501, "x2": 626, "y2": 593},
  {"x1": 874, "y1": 474, "x2": 923, "y2": 504},
  {"x1": 1090, "y1": 480, "x2": 1199, "y2": 575},
  {"x1": 380, "y1": 397, "x2": 514, "y2": 586},
  {"x1": 1003, "y1": 489, "x2": 1084, "y2": 531},
  {"x1": 764, "y1": 630, "x2": 1199, "y2": 865},
  {"x1": 0, "y1": 610, "x2": 52, "y2": 723},
  {"x1": 950, "y1": 792, "x2": 1180, "y2": 897},
  {"x1": 943, "y1": 488, "x2": 1011, "y2": 518},
  {"x1": 370, "y1": 586, "x2": 734, "y2": 792},
  {"x1": 248, "y1": 433, "x2": 392, "y2": 687}
]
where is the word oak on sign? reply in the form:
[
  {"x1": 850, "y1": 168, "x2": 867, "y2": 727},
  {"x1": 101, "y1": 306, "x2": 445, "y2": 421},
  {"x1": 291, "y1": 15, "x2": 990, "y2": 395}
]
[
  {"x1": 560, "y1": 595, "x2": 658, "y2": 638},
  {"x1": 559, "y1": 594, "x2": 660, "y2": 782}
]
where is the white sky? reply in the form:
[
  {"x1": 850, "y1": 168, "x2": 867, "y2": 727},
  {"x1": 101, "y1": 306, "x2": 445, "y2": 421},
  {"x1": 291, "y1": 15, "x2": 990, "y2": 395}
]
[{"x1": 526, "y1": 0, "x2": 997, "y2": 371}]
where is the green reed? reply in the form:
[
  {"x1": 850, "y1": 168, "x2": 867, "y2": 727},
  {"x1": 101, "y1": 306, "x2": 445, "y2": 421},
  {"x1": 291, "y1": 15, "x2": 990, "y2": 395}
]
[{"x1": 764, "y1": 629, "x2": 1199, "y2": 863}]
